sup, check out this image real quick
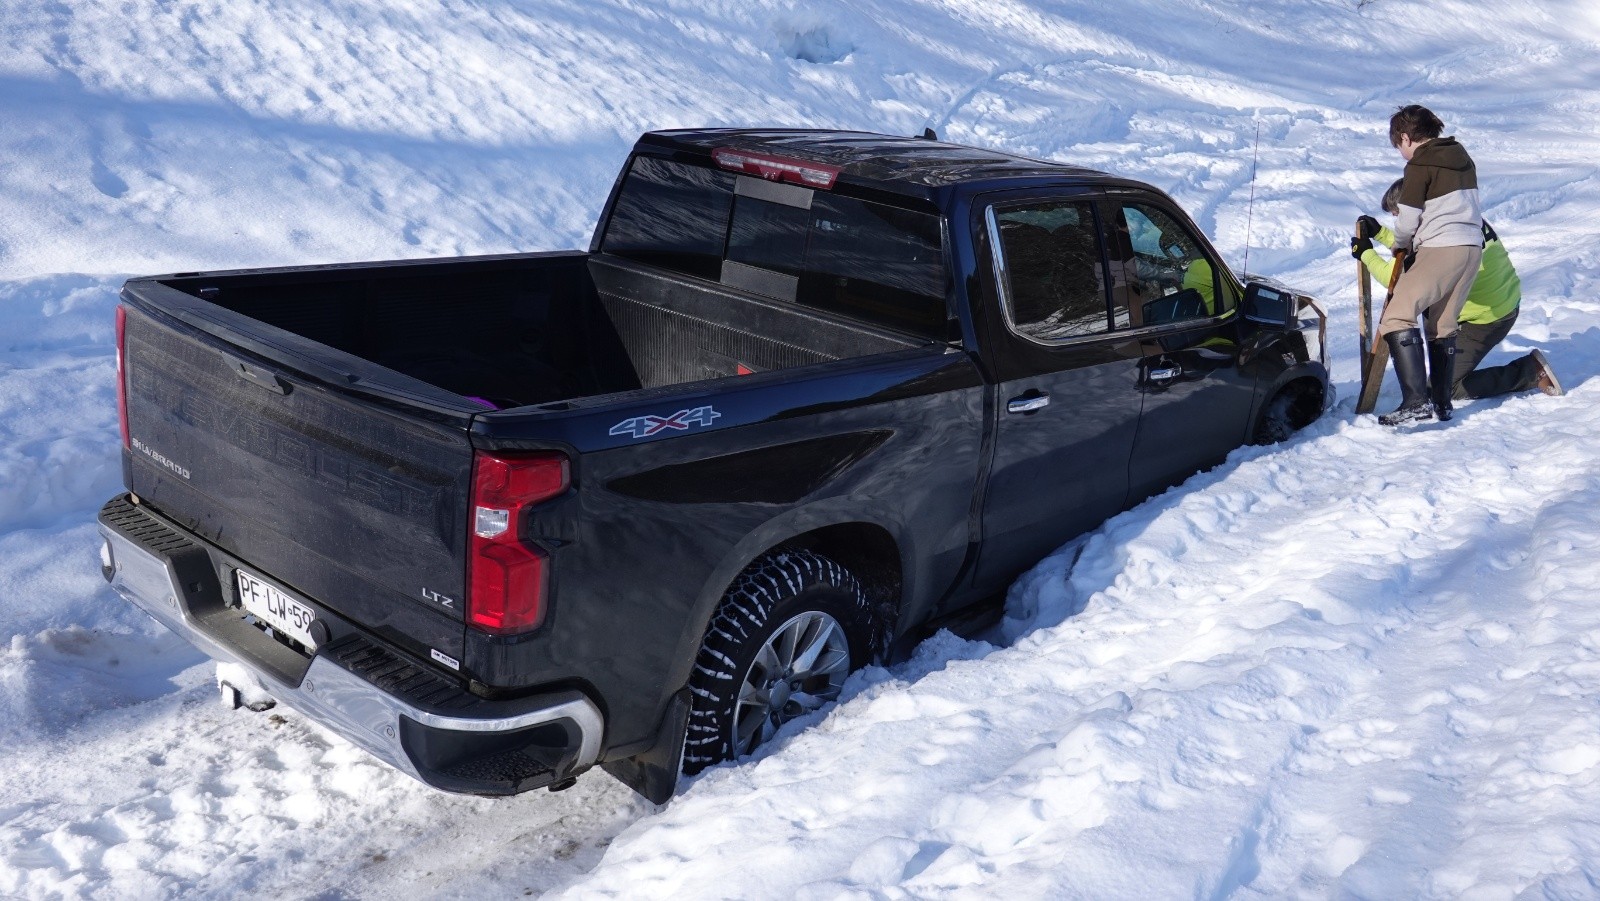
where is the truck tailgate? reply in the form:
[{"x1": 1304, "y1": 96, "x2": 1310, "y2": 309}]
[{"x1": 120, "y1": 298, "x2": 476, "y2": 660}]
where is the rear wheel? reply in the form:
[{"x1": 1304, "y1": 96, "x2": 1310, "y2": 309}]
[{"x1": 682, "y1": 551, "x2": 871, "y2": 775}]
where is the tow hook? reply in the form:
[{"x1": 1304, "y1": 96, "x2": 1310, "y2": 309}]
[
  {"x1": 219, "y1": 681, "x2": 275, "y2": 712},
  {"x1": 220, "y1": 681, "x2": 277, "y2": 712},
  {"x1": 217, "y1": 662, "x2": 277, "y2": 712}
]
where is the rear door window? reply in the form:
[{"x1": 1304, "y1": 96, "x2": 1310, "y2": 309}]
[{"x1": 990, "y1": 200, "x2": 1112, "y2": 341}]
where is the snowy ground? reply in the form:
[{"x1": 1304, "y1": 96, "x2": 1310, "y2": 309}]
[{"x1": 3, "y1": 0, "x2": 1600, "y2": 897}]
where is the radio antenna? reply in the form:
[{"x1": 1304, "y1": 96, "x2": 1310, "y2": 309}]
[{"x1": 1241, "y1": 117, "x2": 1262, "y2": 279}]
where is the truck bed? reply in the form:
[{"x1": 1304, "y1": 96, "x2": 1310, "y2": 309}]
[{"x1": 148, "y1": 251, "x2": 926, "y2": 412}]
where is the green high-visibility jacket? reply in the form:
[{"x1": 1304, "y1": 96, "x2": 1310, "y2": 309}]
[{"x1": 1361, "y1": 224, "x2": 1519, "y2": 324}]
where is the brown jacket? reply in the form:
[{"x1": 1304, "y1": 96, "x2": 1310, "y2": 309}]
[{"x1": 1394, "y1": 136, "x2": 1483, "y2": 251}]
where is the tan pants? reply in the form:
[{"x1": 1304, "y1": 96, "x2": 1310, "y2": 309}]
[{"x1": 1378, "y1": 245, "x2": 1484, "y2": 339}]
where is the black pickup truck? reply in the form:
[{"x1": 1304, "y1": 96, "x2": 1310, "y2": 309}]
[{"x1": 99, "y1": 129, "x2": 1328, "y2": 803}]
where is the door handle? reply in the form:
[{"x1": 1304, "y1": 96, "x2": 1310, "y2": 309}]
[
  {"x1": 1007, "y1": 393, "x2": 1050, "y2": 414},
  {"x1": 1148, "y1": 366, "x2": 1182, "y2": 382}
]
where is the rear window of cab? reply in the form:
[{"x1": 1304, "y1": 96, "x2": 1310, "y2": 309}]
[{"x1": 601, "y1": 155, "x2": 949, "y2": 338}]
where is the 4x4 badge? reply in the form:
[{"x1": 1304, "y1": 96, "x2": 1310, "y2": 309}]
[{"x1": 609, "y1": 405, "x2": 721, "y2": 439}]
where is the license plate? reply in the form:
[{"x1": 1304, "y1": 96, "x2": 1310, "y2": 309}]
[{"x1": 235, "y1": 568, "x2": 318, "y2": 651}]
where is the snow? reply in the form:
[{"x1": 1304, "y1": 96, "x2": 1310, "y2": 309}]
[{"x1": 3, "y1": 0, "x2": 1600, "y2": 897}]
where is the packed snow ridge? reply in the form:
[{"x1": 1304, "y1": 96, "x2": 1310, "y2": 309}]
[{"x1": 4, "y1": 0, "x2": 1600, "y2": 897}]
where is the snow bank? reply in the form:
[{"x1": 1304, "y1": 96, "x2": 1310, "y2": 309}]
[
  {"x1": 567, "y1": 382, "x2": 1600, "y2": 899},
  {"x1": 3, "y1": 0, "x2": 1600, "y2": 897}
]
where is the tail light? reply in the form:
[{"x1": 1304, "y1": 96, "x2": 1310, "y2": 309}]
[
  {"x1": 115, "y1": 305, "x2": 130, "y2": 450},
  {"x1": 467, "y1": 450, "x2": 568, "y2": 634}
]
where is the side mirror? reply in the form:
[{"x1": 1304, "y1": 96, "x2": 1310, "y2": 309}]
[{"x1": 1242, "y1": 282, "x2": 1296, "y2": 329}]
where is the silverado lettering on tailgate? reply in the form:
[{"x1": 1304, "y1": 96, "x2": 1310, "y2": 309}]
[
  {"x1": 130, "y1": 436, "x2": 191, "y2": 480},
  {"x1": 135, "y1": 365, "x2": 438, "y2": 519}
]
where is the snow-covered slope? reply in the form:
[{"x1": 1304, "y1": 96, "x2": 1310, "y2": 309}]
[{"x1": 3, "y1": 0, "x2": 1599, "y2": 897}]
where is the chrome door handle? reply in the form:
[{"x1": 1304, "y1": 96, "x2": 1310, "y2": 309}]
[
  {"x1": 1007, "y1": 394, "x2": 1051, "y2": 414},
  {"x1": 1148, "y1": 366, "x2": 1181, "y2": 381}
]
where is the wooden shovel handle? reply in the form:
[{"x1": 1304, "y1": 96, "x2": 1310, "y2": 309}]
[{"x1": 1386, "y1": 248, "x2": 1407, "y2": 296}]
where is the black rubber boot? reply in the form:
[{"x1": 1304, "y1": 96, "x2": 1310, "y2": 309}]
[
  {"x1": 1428, "y1": 335, "x2": 1457, "y2": 421},
  {"x1": 1378, "y1": 328, "x2": 1435, "y2": 426}
]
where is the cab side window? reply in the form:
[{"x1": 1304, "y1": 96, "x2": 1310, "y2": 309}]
[
  {"x1": 992, "y1": 200, "x2": 1110, "y2": 341},
  {"x1": 1103, "y1": 201, "x2": 1236, "y2": 329}
]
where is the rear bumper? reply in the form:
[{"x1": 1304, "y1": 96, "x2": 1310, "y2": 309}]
[{"x1": 97, "y1": 494, "x2": 604, "y2": 795}]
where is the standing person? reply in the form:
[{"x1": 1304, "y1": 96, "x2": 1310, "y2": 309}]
[
  {"x1": 1372, "y1": 104, "x2": 1485, "y2": 426},
  {"x1": 1353, "y1": 179, "x2": 1563, "y2": 402}
]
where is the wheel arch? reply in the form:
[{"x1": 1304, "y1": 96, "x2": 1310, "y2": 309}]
[
  {"x1": 669, "y1": 512, "x2": 910, "y2": 699},
  {"x1": 769, "y1": 522, "x2": 903, "y2": 655}
]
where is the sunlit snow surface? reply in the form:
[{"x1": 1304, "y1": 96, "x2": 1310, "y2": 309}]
[{"x1": 3, "y1": 0, "x2": 1600, "y2": 897}]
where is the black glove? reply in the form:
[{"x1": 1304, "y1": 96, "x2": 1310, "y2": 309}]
[
  {"x1": 1357, "y1": 215, "x2": 1382, "y2": 240},
  {"x1": 1350, "y1": 235, "x2": 1373, "y2": 260}
]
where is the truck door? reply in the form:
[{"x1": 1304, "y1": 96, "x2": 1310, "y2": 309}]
[
  {"x1": 1098, "y1": 196, "x2": 1261, "y2": 504},
  {"x1": 969, "y1": 192, "x2": 1144, "y2": 595}
]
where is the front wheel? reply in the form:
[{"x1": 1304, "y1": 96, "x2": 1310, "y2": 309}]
[
  {"x1": 1253, "y1": 392, "x2": 1298, "y2": 444},
  {"x1": 682, "y1": 551, "x2": 871, "y2": 775},
  {"x1": 1252, "y1": 383, "x2": 1323, "y2": 445}
]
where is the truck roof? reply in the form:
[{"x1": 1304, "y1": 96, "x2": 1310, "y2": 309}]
[{"x1": 639, "y1": 128, "x2": 1130, "y2": 203}]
